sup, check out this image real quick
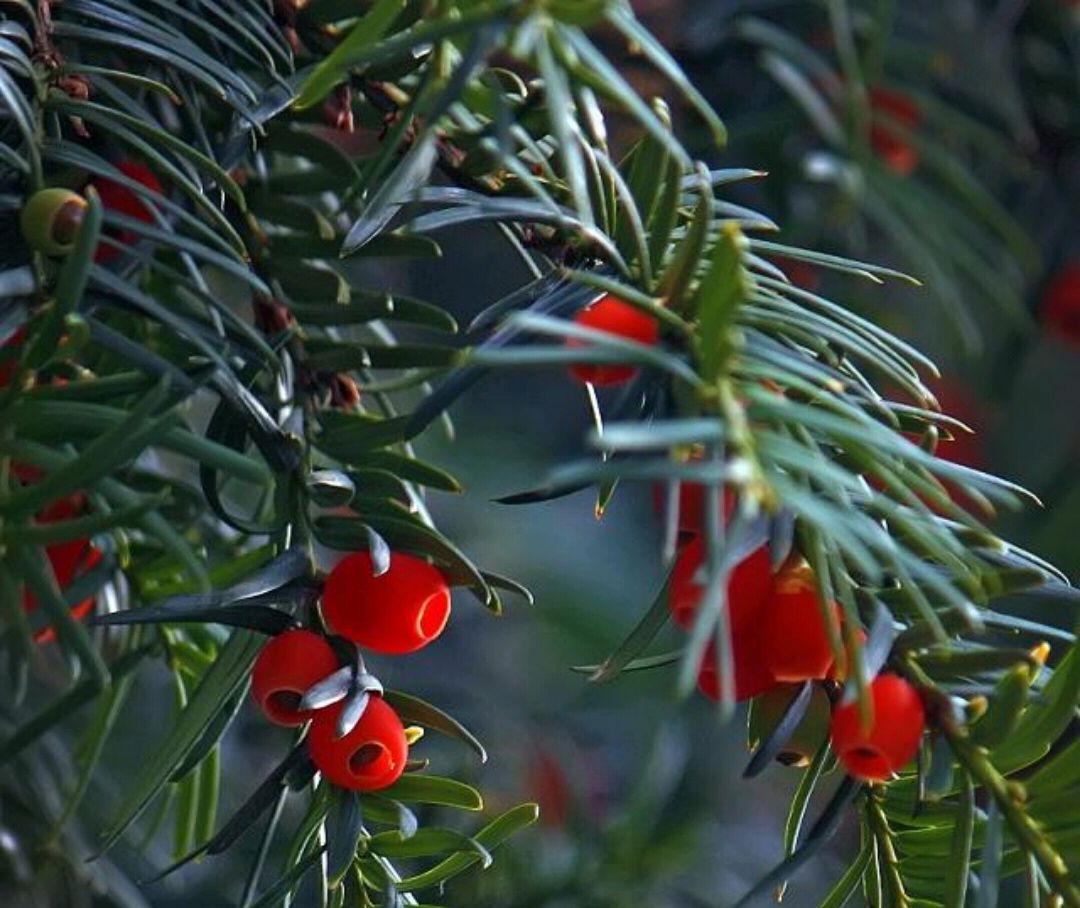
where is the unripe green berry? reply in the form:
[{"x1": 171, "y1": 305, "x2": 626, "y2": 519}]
[{"x1": 20, "y1": 188, "x2": 88, "y2": 257}]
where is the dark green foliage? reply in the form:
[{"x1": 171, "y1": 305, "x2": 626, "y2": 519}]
[{"x1": 0, "y1": 1, "x2": 1077, "y2": 907}]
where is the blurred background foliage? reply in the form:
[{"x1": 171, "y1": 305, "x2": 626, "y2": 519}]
[{"x1": 3, "y1": 1, "x2": 1079, "y2": 906}]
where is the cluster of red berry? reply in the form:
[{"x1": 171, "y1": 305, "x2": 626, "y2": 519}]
[
  {"x1": 561, "y1": 296, "x2": 926, "y2": 782},
  {"x1": 249, "y1": 550, "x2": 451, "y2": 791},
  {"x1": 664, "y1": 482, "x2": 926, "y2": 782}
]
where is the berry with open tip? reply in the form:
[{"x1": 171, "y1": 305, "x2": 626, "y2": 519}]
[
  {"x1": 307, "y1": 696, "x2": 408, "y2": 791},
  {"x1": 830, "y1": 673, "x2": 926, "y2": 782},
  {"x1": 251, "y1": 629, "x2": 340, "y2": 726},
  {"x1": 322, "y1": 550, "x2": 451, "y2": 655}
]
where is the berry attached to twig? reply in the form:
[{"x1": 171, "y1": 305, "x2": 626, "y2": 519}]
[
  {"x1": 251, "y1": 629, "x2": 341, "y2": 726},
  {"x1": 760, "y1": 560, "x2": 841, "y2": 682},
  {"x1": 567, "y1": 294, "x2": 659, "y2": 386},
  {"x1": 830, "y1": 673, "x2": 926, "y2": 782},
  {"x1": 307, "y1": 696, "x2": 408, "y2": 791},
  {"x1": 321, "y1": 550, "x2": 452, "y2": 655},
  {"x1": 91, "y1": 161, "x2": 163, "y2": 264},
  {"x1": 669, "y1": 535, "x2": 772, "y2": 635},
  {"x1": 696, "y1": 631, "x2": 776, "y2": 703}
]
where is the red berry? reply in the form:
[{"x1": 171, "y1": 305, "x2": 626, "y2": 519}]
[
  {"x1": 0, "y1": 326, "x2": 25, "y2": 387},
  {"x1": 11, "y1": 461, "x2": 43, "y2": 484},
  {"x1": 784, "y1": 261, "x2": 818, "y2": 291},
  {"x1": 826, "y1": 628, "x2": 869, "y2": 683},
  {"x1": 25, "y1": 541, "x2": 103, "y2": 644},
  {"x1": 22, "y1": 492, "x2": 103, "y2": 644},
  {"x1": 251, "y1": 630, "x2": 340, "y2": 726},
  {"x1": 308, "y1": 696, "x2": 408, "y2": 791},
  {"x1": 669, "y1": 535, "x2": 773, "y2": 634},
  {"x1": 652, "y1": 482, "x2": 735, "y2": 540},
  {"x1": 760, "y1": 562, "x2": 841, "y2": 682},
  {"x1": 696, "y1": 629, "x2": 776, "y2": 702},
  {"x1": 830, "y1": 673, "x2": 926, "y2": 782},
  {"x1": 321, "y1": 550, "x2": 451, "y2": 655},
  {"x1": 931, "y1": 379, "x2": 986, "y2": 471},
  {"x1": 1041, "y1": 262, "x2": 1080, "y2": 345},
  {"x1": 91, "y1": 161, "x2": 163, "y2": 263},
  {"x1": 527, "y1": 747, "x2": 571, "y2": 828},
  {"x1": 770, "y1": 256, "x2": 819, "y2": 292},
  {"x1": 36, "y1": 492, "x2": 87, "y2": 524},
  {"x1": 44, "y1": 536, "x2": 98, "y2": 587},
  {"x1": 567, "y1": 294, "x2": 659, "y2": 386},
  {"x1": 869, "y1": 88, "x2": 921, "y2": 175}
]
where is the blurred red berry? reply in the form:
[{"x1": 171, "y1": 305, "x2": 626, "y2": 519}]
[
  {"x1": 932, "y1": 379, "x2": 986, "y2": 471},
  {"x1": 308, "y1": 696, "x2": 408, "y2": 791},
  {"x1": 0, "y1": 326, "x2": 25, "y2": 386},
  {"x1": 652, "y1": 482, "x2": 735, "y2": 540},
  {"x1": 253, "y1": 296, "x2": 295, "y2": 335},
  {"x1": 830, "y1": 673, "x2": 926, "y2": 781},
  {"x1": 669, "y1": 535, "x2": 773, "y2": 635},
  {"x1": 22, "y1": 490, "x2": 101, "y2": 643},
  {"x1": 771, "y1": 257, "x2": 820, "y2": 292},
  {"x1": 869, "y1": 88, "x2": 921, "y2": 176},
  {"x1": 760, "y1": 561, "x2": 841, "y2": 682},
  {"x1": 24, "y1": 540, "x2": 103, "y2": 644},
  {"x1": 1041, "y1": 261, "x2": 1080, "y2": 345},
  {"x1": 91, "y1": 161, "x2": 163, "y2": 264},
  {"x1": 567, "y1": 294, "x2": 659, "y2": 386},
  {"x1": 527, "y1": 746, "x2": 571, "y2": 828},
  {"x1": 826, "y1": 628, "x2": 869, "y2": 683},
  {"x1": 329, "y1": 373, "x2": 361, "y2": 409},
  {"x1": 251, "y1": 629, "x2": 341, "y2": 726},
  {"x1": 10, "y1": 461, "x2": 43, "y2": 484},
  {"x1": 36, "y1": 492, "x2": 87, "y2": 524},
  {"x1": 322, "y1": 550, "x2": 451, "y2": 655},
  {"x1": 696, "y1": 630, "x2": 777, "y2": 702}
]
